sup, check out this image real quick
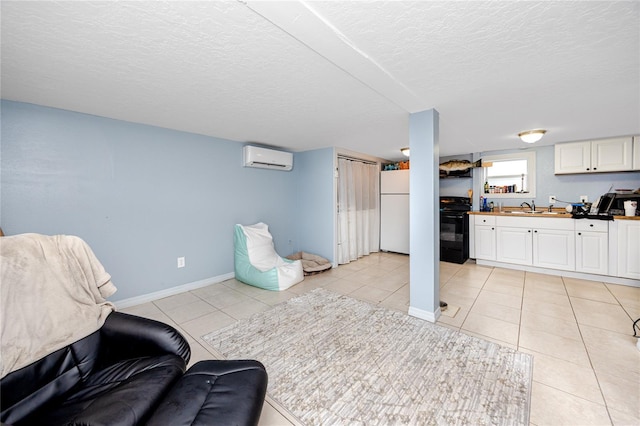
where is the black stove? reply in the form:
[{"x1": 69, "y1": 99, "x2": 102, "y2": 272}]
[{"x1": 440, "y1": 196, "x2": 472, "y2": 264}]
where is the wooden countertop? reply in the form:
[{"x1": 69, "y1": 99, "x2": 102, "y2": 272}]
[{"x1": 467, "y1": 210, "x2": 640, "y2": 220}]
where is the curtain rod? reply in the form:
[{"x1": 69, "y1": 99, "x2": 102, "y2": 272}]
[{"x1": 337, "y1": 154, "x2": 378, "y2": 165}]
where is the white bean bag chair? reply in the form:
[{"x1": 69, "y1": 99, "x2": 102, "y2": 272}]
[{"x1": 234, "y1": 223, "x2": 304, "y2": 291}]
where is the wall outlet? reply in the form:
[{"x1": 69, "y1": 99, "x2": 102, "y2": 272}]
[
  {"x1": 580, "y1": 195, "x2": 588, "y2": 203},
  {"x1": 549, "y1": 195, "x2": 556, "y2": 204},
  {"x1": 177, "y1": 257, "x2": 185, "y2": 268}
]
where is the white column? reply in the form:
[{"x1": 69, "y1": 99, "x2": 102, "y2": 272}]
[{"x1": 408, "y1": 109, "x2": 440, "y2": 322}]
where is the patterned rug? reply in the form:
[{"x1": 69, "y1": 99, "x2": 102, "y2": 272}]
[{"x1": 203, "y1": 288, "x2": 533, "y2": 425}]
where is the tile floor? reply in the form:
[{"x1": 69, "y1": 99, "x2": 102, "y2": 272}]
[{"x1": 121, "y1": 253, "x2": 640, "y2": 425}]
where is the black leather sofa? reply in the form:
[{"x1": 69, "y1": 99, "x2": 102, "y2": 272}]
[{"x1": 1, "y1": 311, "x2": 268, "y2": 426}]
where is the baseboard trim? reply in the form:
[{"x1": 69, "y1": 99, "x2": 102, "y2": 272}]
[
  {"x1": 408, "y1": 306, "x2": 441, "y2": 323},
  {"x1": 475, "y1": 260, "x2": 640, "y2": 288},
  {"x1": 112, "y1": 272, "x2": 235, "y2": 309}
]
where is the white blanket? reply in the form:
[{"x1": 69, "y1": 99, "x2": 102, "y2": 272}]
[{"x1": 1, "y1": 233, "x2": 116, "y2": 378}]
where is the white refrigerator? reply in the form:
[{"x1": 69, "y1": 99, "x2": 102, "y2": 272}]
[{"x1": 380, "y1": 170, "x2": 410, "y2": 254}]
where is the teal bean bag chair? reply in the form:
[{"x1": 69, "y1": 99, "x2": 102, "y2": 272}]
[{"x1": 234, "y1": 223, "x2": 304, "y2": 291}]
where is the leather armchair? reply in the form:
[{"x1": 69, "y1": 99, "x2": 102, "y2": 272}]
[{"x1": 1, "y1": 312, "x2": 268, "y2": 426}]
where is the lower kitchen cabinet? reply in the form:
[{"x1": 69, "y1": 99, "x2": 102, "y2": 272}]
[
  {"x1": 533, "y1": 228, "x2": 575, "y2": 270},
  {"x1": 575, "y1": 220, "x2": 608, "y2": 275},
  {"x1": 474, "y1": 216, "x2": 496, "y2": 261},
  {"x1": 495, "y1": 216, "x2": 575, "y2": 271},
  {"x1": 496, "y1": 227, "x2": 532, "y2": 265},
  {"x1": 615, "y1": 220, "x2": 640, "y2": 279}
]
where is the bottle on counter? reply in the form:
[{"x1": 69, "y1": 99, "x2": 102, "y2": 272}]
[{"x1": 484, "y1": 181, "x2": 489, "y2": 193}]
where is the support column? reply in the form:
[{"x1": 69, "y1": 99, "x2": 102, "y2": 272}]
[{"x1": 408, "y1": 109, "x2": 440, "y2": 322}]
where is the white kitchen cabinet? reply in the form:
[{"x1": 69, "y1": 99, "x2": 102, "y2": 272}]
[
  {"x1": 474, "y1": 216, "x2": 496, "y2": 261},
  {"x1": 496, "y1": 227, "x2": 532, "y2": 265},
  {"x1": 495, "y1": 216, "x2": 575, "y2": 271},
  {"x1": 575, "y1": 220, "x2": 608, "y2": 275},
  {"x1": 555, "y1": 137, "x2": 633, "y2": 174},
  {"x1": 533, "y1": 228, "x2": 575, "y2": 270},
  {"x1": 616, "y1": 220, "x2": 640, "y2": 279},
  {"x1": 555, "y1": 141, "x2": 591, "y2": 174},
  {"x1": 633, "y1": 136, "x2": 640, "y2": 170}
]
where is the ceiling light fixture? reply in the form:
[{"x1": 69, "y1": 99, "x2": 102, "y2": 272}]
[
  {"x1": 518, "y1": 129, "x2": 547, "y2": 144},
  {"x1": 401, "y1": 147, "x2": 410, "y2": 156}
]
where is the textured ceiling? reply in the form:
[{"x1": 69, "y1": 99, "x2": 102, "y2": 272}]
[{"x1": 1, "y1": 1, "x2": 638, "y2": 160}]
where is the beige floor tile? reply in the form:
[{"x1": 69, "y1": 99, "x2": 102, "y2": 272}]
[
  {"x1": 530, "y1": 382, "x2": 611, "y2": 426},
  {"x1": 519, "y1": 309, "x2": 581, "y2": 341},
  {"x1": 439, "y1": 281, "x2": 483, "y2": 299},
  {"x1": 439, "y1": 288, "x2": 477, "y2": 309},
  {"x1": 483, "y1": 280, "x2": 524, "y2": 297},
  {"x1": 120, "y1": 301, "x2": 165, "y2": 318},
  {"x1": 221, "y1": 298, "x2": 271, "y2": 320},
  {"x1": 191, "y1": 282, "x2": 231, "y2": 299},
  {"x1": 571, "y1": 298, "x2": 633, "y2": 334},
  {"x1": 153, "y1": 292, "x2": 201, "y2": 311},
  {"x1": 597, "y1": 370, "x2": 640, "y2": 419},
  {"x1": 523, "y1": 286, "x2": 572, "y2": 308},
  {"x1": 164, "y1": 299, "x2": 218, "y2": 324},
  {"x1": 521, "y1": 297, "x2": 576, "y2": 322},
  {"x1": 519, "y1": 326, "x2": 590, "y2": 366},
  {"x1": 608, "y1": 407, "x2": 640, "y2": 426},
  {"x1": 564, "y1": 278, "x2": 618, "y2": 304},
  {"x1": 367, "y1": 273, "x2": 408, "y2": 292},
  {"x1": 461, "y1": 311, "x2": 520, "y2": 345},
  {"x1": 348, "y1": 285, "x2": 393, "y2": 304},
  {"x1": 525, "y1": 271, "x2": 565, "y2": 287},
  {"x1": 202, "y1": 288, "x2": 253, "y2": 309},
  {"x1": 445, "y1": 275, "x2": 487, "y2": 289},
  {"x1": 476, "y1": 288, "x2": 522, "y2": 309},
  {"x1": 436, "y1": 306, "x2": 468, "y2": 329},
  {"x1": 525, "y1": 349, "x2": 604, "y2": 405},
  {"x1": 285, "y1": 278, "x2": 324, "y2": 295},
  {"x1": 180, "y1": 310, "x2": 236, "y2": 341},
  {"x1": 605, "y1": 283, "x2": 640, "y2": 319},
  {"x1": 224, "y1": 280, "x2": 275, "y2": 298},
  {"x1": 580, "y1": 325, "x2": 640, "y2": 380},
  {"x1": 322, "y1": 278, "x2": 365, "y2": 295},
  {"x1": 470, "y1": 298, "x2": 521, "y2": 324}
]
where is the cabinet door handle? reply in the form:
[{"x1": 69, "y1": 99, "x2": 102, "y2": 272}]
[
  {"x1": 528, "y1": 230, "x2": 532, "y2": 233},
  {"x1": 534, "y1": 230, "x2": 538, "y2": 233},
  {"x1": 590, "y1": 224, "x2": 594, "y2": 227},
  {"x1": 593, "y1": 167, "x2": 597, "y2": 170},
  {"x1": 578, "y1": 232, "x2": 582, "y2": 235}
]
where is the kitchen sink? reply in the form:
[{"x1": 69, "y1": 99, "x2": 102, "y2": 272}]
[{"x1": 503, "y1": 210, "x2": 542, "y2": 214}]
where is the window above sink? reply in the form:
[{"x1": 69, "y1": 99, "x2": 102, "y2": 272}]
[{"x1": 482, "y1": 151, "x2": 536, "y2": 199}]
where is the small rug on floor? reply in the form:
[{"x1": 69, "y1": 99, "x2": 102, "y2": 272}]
[{"x1": 202, "y1": 288, "x2": 533, "y2": 425}]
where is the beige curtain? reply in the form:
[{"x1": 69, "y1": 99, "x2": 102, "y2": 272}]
[{"x1": 336, "y1": 158, "x2": 380, "y2": 264}]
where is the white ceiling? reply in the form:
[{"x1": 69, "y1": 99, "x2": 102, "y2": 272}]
[{"x1": 2, "y1": 1, "x2": 638, "y2": 160}]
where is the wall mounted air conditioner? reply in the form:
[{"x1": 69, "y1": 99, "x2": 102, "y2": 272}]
[{"x1": 243, "y1": 145, "x2": 293, "y2": 171}]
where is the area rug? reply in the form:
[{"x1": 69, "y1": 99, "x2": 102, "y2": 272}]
[{"x1": 203, "y1": 288, "x2": 532, "y2": 425}]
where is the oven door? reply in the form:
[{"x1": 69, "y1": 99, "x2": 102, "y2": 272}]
[{"x1": 440, "y1": 212, "x2": 469, "y2": 264}]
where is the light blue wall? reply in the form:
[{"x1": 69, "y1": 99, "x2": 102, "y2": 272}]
[
  {"x1": 292, "y1": 148, "x2": 336, "y2": 262},
  {"x1": 439, "y1": 146, "x2": 640, "y2": 208},
  {"x1": 1, "y1": 101, "x2": 301, "y2": 300}
]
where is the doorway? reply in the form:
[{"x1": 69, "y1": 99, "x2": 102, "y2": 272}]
[{"x1": 336, "y1": 156, "x2": 380, "y2": 264}]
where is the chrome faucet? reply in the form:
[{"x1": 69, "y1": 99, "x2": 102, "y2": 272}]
[{"x1": 520, "y1": 200, "x2": 536, "y2": 211}]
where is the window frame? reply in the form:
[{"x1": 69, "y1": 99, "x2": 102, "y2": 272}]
[{"x1": 481, "y1": 151, "x2": 536, "y2": 199}]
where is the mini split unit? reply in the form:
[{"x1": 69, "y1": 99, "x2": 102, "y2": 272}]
[{"x1": 243, "y1": 145, "x2": 293, "y2": 171}]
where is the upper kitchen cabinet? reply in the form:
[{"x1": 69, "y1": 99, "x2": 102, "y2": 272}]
[
  {"x1": 554, "y1": 137, "x2": 634, "y2": 174},
  {"x1": 633, "y1": 136, "x2": 640, "y2": 170}
]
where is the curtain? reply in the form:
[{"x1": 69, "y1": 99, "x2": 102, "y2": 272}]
[{"x1": 337, "y1": 157, "x2": 380, "y2": 264}]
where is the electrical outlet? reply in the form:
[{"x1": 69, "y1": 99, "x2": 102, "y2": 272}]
[
  {"x1": 580, "y1": 195, "x2": 588, "y2": 203},
  {"x1": 177, "y1": 257, "x2": 185, "y2": 268},
  {"x1": 549, "y1": 195, "x2": 556, "y2": 204}
]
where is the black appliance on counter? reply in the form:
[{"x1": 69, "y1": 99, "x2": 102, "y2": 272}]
[
  {"x1": 440, "y1": 196, "x2": 472, "y2": 264},
  {"x1": 596, "y1": 192, "x2": 640, "y2": 216}
]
